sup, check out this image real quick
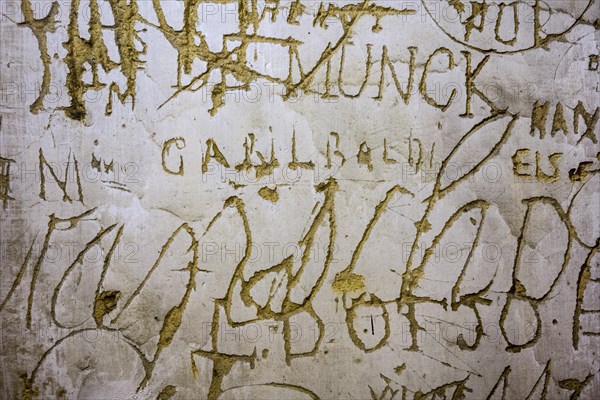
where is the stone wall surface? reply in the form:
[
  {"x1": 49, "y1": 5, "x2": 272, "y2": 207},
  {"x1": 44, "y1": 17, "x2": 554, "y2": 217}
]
[{"x1": 0, "y1": 0, "x2": 599, "y2": 399}]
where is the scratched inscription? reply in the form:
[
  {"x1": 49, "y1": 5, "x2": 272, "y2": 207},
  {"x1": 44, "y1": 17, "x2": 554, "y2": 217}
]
[{"x1": 0, "y1": 0, "x2": 599, "y2": 399}]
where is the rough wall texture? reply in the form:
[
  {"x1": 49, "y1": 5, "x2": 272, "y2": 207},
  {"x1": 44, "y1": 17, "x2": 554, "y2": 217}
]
[{"x1": 0, "y1": 0, "x2": 599, "y2": 399}]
